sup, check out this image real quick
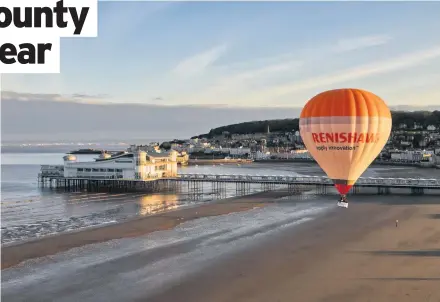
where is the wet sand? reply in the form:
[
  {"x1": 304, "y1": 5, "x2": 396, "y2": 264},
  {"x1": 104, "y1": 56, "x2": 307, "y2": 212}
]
[
  {"x1": 1, "y1": 190, "x2": 294, "y2": 270},
  {"x1": 146, "y1": 195, "x2": 440, "y2": 302}
]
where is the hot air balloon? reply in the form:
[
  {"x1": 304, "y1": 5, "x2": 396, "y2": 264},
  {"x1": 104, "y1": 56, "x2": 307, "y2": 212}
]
[{"x1": 299, "y1": 88, "x2": 392, "y2": 208}]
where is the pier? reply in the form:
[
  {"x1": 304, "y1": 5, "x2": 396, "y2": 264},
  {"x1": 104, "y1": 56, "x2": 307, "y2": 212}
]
[
  {"x1": 38, "y1": 176, "x2": 178, "y2": 193},
  {"x1": 175, "y1": 174, "x2": 440, "y2": 188},
  {"x1": 38, "y1": 165, "x2": 440, "y2": 196},
  {"x1": 173, "y1": 174, "x2": 440, "y2": 196}
]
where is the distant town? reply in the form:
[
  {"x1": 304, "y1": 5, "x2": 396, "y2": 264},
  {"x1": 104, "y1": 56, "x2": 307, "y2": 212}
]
[{"x1": 147, "y1": 110, "x2": 440, "y2": 169}]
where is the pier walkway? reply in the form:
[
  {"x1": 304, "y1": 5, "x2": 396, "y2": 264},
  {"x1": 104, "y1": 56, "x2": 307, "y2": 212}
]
[
  {"x1": 173, "y1": 174, "x2": 440, "y2": 196},
  {"x1": 175, "y1": 174, "x2": 440, "y2": 188}
]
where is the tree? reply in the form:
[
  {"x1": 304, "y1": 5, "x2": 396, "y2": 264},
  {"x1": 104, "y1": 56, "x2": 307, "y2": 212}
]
[
  {"x1": 159, "y1": 142, "x2": 171, "y2": 150},
  {"x1": 413, "y1": 134, "x2": 423, "y2": 148}
]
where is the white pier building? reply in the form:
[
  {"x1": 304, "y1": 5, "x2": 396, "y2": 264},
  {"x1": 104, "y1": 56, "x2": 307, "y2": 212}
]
[{"x1": 61, "y1": 149, "x2": 178, "y2": 180}]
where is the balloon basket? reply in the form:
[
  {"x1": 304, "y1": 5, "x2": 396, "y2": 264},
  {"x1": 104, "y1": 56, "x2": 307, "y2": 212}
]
[{"x1": 337, "y1": 201, "x2": 349, "y2": 208}]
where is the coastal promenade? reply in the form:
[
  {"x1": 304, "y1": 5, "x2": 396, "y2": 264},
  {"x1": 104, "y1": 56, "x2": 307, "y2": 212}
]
[
  {"x1": 254, "y1": 158, "x2": 440, "y2": 169},
  {"x1": 188, "y1": 158, "x2": 253, "y2": 165}
]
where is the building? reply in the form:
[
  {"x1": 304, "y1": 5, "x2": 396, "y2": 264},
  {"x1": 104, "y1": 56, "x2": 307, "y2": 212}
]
[
  {"x1": 63, "y1": 149, "x2": 178, "y2": 180},
  {"x1": 254, "y1": 149, "x2": 312, "y2": 160},
  {"x1": 127, "y1": 143, "x2": 160, "y2": 153},
  {"x1": 414, "y1": 123, "x2": 423, "y2": 130},
  {"x1": 389, "y1": 150, "x2": 434, "y2": 162},
  {"x1": 230, "y1": 147, "x2": 251, "y2": 157}
]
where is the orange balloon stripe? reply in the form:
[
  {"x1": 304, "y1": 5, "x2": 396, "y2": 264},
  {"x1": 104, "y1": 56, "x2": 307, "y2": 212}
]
[
  {"x1": 300, "y1": 88, "x2": 391, "y2": 118},
  {"x1": 299, "y1": 116, "x2": 391, "y2": 127}
]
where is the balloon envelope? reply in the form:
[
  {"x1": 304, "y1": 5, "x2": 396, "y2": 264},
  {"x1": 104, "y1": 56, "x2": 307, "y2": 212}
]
[{"x1": 299, "y1": 88, "x2": 392, "y2": 195}]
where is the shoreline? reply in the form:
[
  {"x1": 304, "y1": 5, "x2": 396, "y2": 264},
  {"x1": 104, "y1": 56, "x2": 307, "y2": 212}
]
[
  {"x1": 1, "y1": 189, "x2": 297, "y2": 270},
  {"x1": 187, "y1": 159, "x2": 253, "y2": 165},
  {"x1": 254, "y1": 159, "x2": 439, "y2": 168},
  {"x1": 185, "y1": 158, "x2": 439, "y2": 169}
]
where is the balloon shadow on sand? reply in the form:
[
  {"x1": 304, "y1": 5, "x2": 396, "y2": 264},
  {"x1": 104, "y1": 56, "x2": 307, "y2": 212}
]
[
  {"x1": 348, "y1": 195, "x2": 440, "y2": 205},
  {"x1": 359, "y1": 277, "x2": 440, "y2": 281},
  {"x1": 359, "y1": 249, "x2": 440, "y2": 257}
]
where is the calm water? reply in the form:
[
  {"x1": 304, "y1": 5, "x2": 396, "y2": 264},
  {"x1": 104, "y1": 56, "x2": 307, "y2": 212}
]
[{"x1": 1, "y1": 152, "x2": 305, "y2": 244}]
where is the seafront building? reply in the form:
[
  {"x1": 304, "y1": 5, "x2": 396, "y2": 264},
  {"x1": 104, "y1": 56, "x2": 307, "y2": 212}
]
[
  {"x1": 389, "y1": 149, "x2": 434, "y2": 162},
  {"x1": 253, "y1": 149, "x2": 312, "y2": 160},
  {"x1": 41, "y1": 146, "x2": 178, "y2": 180}
]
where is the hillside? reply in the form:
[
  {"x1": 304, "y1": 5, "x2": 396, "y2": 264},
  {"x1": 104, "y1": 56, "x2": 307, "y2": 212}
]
[{"x1": 194, "y1": 111, "x2": 440, "y2": 138}]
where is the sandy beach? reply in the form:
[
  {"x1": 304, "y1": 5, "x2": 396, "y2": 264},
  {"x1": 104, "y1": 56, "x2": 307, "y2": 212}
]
[{"x1": 146, "y1": 195, "x2": 440, "y2": 302}]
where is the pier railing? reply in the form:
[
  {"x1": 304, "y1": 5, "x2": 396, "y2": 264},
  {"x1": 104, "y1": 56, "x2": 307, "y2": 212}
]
[
  {"x1": 39, "y1": 165, "x2": 64, "y2": 177},
  {"x1": 175, "y1": 174, "x2": 440, "y2": 188}
]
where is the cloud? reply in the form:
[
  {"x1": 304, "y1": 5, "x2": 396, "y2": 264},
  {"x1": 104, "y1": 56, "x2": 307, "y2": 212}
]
[
  {"x1": 171, "y1": 44, "x2": 229, "y2": 77},
  {"x1": 218, "y1": 34, "x2": 391, "y2": 73},
  {"x1": 225, "y1": 34, "x2": 389, "y2": 78},
  {"x1": 1, "y1": 92, "x2": 303, "y2": 142},
  {"x1": 170, "y1": 34, "x2": 394, "y2": 105},
  {"x1": 216, "y1": 52, "x2": 297, "y2": 72},
  {"x1": 180, "y1": 59, "x2": 302, "y2": 103},
  {"x1": 389, "y1": 88, "x2": 440, "y2": 107},
  {"x1": 1, "y1": 91, "x2": 61, "y2": 101},
  {"x1": 333, "y1": 34, "x2": 391, "y2": 52},
  {"x1": 375, "y1": 71, "x2": 440, "y2": 96},
  {"x1": 1, "y1": 91, "x2": 110, "y2": 104},
  {"x1": 151, "y1": 97, "x2": 164, "y2": 102},
  {"x1": 72, "y1": 93, "x2": 109, "y2": 99},
  {"x1": 224, "y1": 59, "x2": 302, "y2": 82},
  {"x1": 98, "y1": 2, "x2": 177, "y2": 42},
  {"x1": 248, "y1": 44, "x2": 440, "y2": 103}
]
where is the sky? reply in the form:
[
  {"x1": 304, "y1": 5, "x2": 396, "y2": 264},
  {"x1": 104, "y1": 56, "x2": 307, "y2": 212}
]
[
  {"x1": 2, "y1": 1, "x2": 440, "y2": 143},
  {"x1": 2, "y1": 1, "x2": 440, "y2": 108}
]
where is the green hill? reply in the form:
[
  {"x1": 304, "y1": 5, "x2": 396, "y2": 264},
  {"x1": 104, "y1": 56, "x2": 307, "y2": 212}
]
[{"x1": 193, "y1": 111, "x2": 440, "y2": 139}]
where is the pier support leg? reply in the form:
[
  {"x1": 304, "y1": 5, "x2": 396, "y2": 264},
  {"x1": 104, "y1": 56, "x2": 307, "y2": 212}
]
[{"x1": 411, "y1": 187, "x2": 424, "y2": 195}]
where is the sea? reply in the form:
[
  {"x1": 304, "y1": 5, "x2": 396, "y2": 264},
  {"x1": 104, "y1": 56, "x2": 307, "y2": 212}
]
[{"x1": 1, "y1": 147, "x2": 324, "y2": 245}]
